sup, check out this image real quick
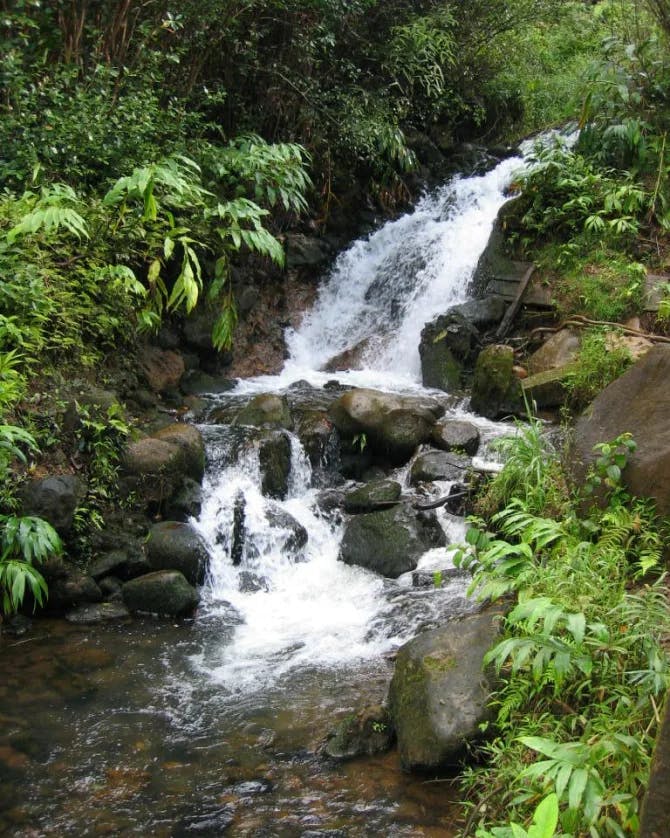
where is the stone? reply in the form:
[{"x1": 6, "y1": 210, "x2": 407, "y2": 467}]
[
  {"x1": 322, "y1": 705, "x2": 394, "y2": 761},
  {"x1": 265, "y1": 506, "x2": 308, "y2": 554},
  {"x1": 338, "y1": 504, "x2": 446, "y2": 578},
  {"x1": 22, "y1": 474, "x2": 86, "y2": 535},
  {"x1": 152, "y1": 424, "x2": 206, "y2": 483},
  {"x1": 527, "y1": 329, "x2": 581, "y2": 375},
  {"x1": 431, "y1": 420, "x2": 480, "y2": 456},
  {"x1": 376, "y1": 409, "x2": 434, "y2": 466},
  {"x1": 640, "y1": 689, "x2": 670, "y2": 836},
  {"x1": 183, "y1": 308, "x2": 217, "y2": 353},
  {"x1": 238, "y1": 571, "x2": 269, "y2": 593},
  {"x1": 47, "y1": 571, "x2": 102, "y2": 612},
  {"x1": 138, "y1": 345, "x2": 185, "y2": 393},
  {"x1": 235, "y1": 394, "x2": 293, "y2": 429},
  {"x1": 419, "y1": 312, "x2": 479, "y2": 392},
  {"x1": 146, "y1": 521, "x2": 209, "y2": 585},
  {"x1": 180, "y1": 371, "x2": 237, "y2": 396},
  {"x1": 258, "y1": 430, "x2": 292, "y2": 500},
  {"x1": 343, "y1": 480, "x2": 402, "y2": 513},
  {"x1": 470, "y1": 344, "x2": 523, "y2": 419},
  {"x1": 164, "y1": 477, "x2": 203, "y2": 521},
  {"x1": 323, "y1": 338, "x2": 371, "y2": 373},
  {"x1": 521, "y1": 367, "x2": 572, "y2": 409},
  {"x1": 410, "y1": 450, "x2": 470, "y2": 485},
  {"x1": 285, "y1": 233, "x2": 332, "y2": 268},
  {"x1": 449, "y1": 296, "x2": 506, "y2": 327},
  {"x1": 388, "y1": 609, "x2": 501, "y2": 771},
  {"x1": 296, "y1": 411, "x2": 337, "y2": 469},
  {"x1": 572, "y1": 345, "x2": 670, "y2": 516},
  {"x1": 122, "y1": 570, "x2": 199, "y2": 617},
  {"x1": 65, "y1": 602, "x2": 130, "y2": 625}
]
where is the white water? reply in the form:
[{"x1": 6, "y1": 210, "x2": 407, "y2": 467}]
[{"x1": 191, "y1": 150, "x2": 531, "y2": 694}]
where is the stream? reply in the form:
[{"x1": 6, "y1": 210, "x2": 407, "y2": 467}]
[{"x1": 0, "y1": 151, "x2": 529, "y2": 836}]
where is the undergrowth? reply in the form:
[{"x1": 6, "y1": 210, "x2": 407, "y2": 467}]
[{"x1": 458, "y1": 423, "x2": 670, "y2": 837}]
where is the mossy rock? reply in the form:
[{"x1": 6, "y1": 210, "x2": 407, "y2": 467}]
[
  {"x1": 258, "y1": 430, "x2": 292, "y2": 500},
  {"x1": 470, "y1": 344, "x2": 523, "y2": 419},
  {"x1": 235, "y1": 394, "x2": 292, "y2": 429},
  {"x1": 322, "y1": 705, "x2": 394, "y2": 761},
  {"x1": 343, "y1": 479, "x2": 402, "y2": 513},
  {"x1": 146, "y1": 521, "x2": 209, "y2": 585},
  {"x1": 122, "y1": 570, "x2": 199, "y2": 617}
]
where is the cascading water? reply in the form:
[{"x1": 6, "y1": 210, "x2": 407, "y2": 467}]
[{"x1": 191, "y1": 150, "x2": 530, "y2": 696}]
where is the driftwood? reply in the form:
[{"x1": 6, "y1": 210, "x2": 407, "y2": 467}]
[{"x1": 496, "y1": 264, "x2": 536, "y2": 339}]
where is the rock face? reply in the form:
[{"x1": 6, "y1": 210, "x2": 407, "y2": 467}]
[
  {"x1": 328, "y1": 389, "x2": 443, "y2": 465},
  {"x1": 431, "y1": 420, "x2": 480, "y2": 456},
  {"x1": 343, "y1": 479, "x2": 402, "y2": 513},
  {"x1": 138, "y1": 345, "x2": 185, "y2": 393},
  {"x1": 322, "y1": 705, "x2": 394, "y2": 761},
  {"x1": 410, "y1": 451, "x2": 470, "y2": 485},
  {"x1": 470, "y1": 344, "x2": 523, "y2": 419},
  {"x1": 146, "y1": 521, "x2": 209, "y2": 585},
  {"x1": 338, "y1": 504, "x2": 446, "y2": 578},
  {"x1": 236, "y1": 394, "x2": 293, "y2": 429},
  {"x1": 388, "y1": 609, "x2": 501, "y2": 771},
  {"x1": 22, "y1": 474, "x2": 86, "y2": 534},
  {"x1": 572, "y1": 345, "x2": 670, "y2": 516},
  {"x1": 122, "y1": 570, "x2": 199, "y2": 616}
]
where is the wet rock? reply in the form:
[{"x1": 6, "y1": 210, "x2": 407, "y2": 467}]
[
  {"x1": 285, "y1": 233, "x2": 332, "y2": 269},
  {"x1": 173, "y1": 807, "x2": 235, "y2": 835},
  {"x1": 47, "y1": 571, "x2": 102, "y2": 612},
  {"x1": 87, "y1": 546, "x2": 149, "y2": 582},
  {"x1": 238, "y1": 571, "x2": 269, "y2": 593},
  {"x1": 164, "y1": 477, "x2": 203, "y2": 521},
  {"x1": 323, "y1": 338, "x2": 371, "y2": 372},
  {"x1": 138, "y1": 345, "x2": 185, "y2": 393},
  {"x1": 322, "y1": 705, "x2": 394, "y2": 761},
  {"x1": 258, "y1": 430, "x2": 292, "y2": 500},
  {"x1": 315, "y1": 488, "x2": 346, "y2": 516},
  {"x1": 431, "y1": 420, "x2": 480, "y2": 456},
  {"x1": 180, "y1": 371, "x2": 237, "y2": 396},
  {"x1": 65, "y1": 602, "x2": 131, "y2": 624},
  {"x1": 343, "y1": 480, "x2": 402, "y2": 513},
  {"x1": 572, "y1": 345, "x2": 670, "y2": 516},
  {"x1": 296, "y1": 411, "x2": 337, "y2": 469},
  {"x1": 22, "y1": 474, "x2": 86, "y2": 535},
  {"x1": 235, "y1": 394, "x2": 292, "y2": 429},
  {"x1": 410, "y1": 450, "x2": 470, "y2": 484},
  {"x1": 146, "y1": 521, "x2": 209, "y2": 585},
  {"x1": 265, "y1": 506, "x2": 308, "y2": 554},
  {"x1": 122, "y1": 570, "x2": 199, "y2": 617},
  {"x1": 376, "y1": 409, "x2": 434, "y2": 465},
  {"x1": 231, "y1": 491, "x2": 246, "y2": 566},
  {"x1": 338, "y1": 504, "x2": 446, "y2": 578},
  {"x1": 411, "y1": 568, "x2": 469, "y2": 587},
  {"x1": 388, "y1": 608, "x2": 501, "y2": 770},
  {"x1": 521, "y1": 366, "x2": 572, "y2": 409},
  {"x1": 233, "y1": 779, "x2": 273, "y2": 795},
  {"x1": 183, "y1": 308, "x2": 218, "y2": 353},
  {"x1": 419, "y1": 312, "x2": 480, "y2": 392},
  {"x1": 470, "y1": 344, "x2": 523, "y2": 419},
  {"x1": 98, "y1": 576, "x2": 123, "y2": 599}
]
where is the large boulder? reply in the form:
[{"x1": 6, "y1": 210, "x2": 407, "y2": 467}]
[
  {"x1": 235, "y1": 394, "x2": 293, "y2": 429},
  {"x1": 296, "y1": 411, "x2": 337, "y2": 469},
  {"x1": 285, "y1": 233, "x2": 332, "y2": 269},
  {"x1": 22, "y1": 474, "x2": 86, "y2": 535},
  {"x1": 146, "y1": 521, "x2": 209, "y2": 585},
  {"x1": 431, "y1": 420, "x2": 480, "y2": 456},
  {"x1": 419, "y1": 312, "x2": 479, "y2": 392},
  {"x1": 388, "y1": 609, "x2": 501, "y2": 771},
  {"x1": 338, "y1": 504, "x2": 446, "y2": 578},
  {"x1": 122, "y1": 570, "x2": 200, "y2": 617},
  {"x1": 258, "y1": 430, "x2": 292, "y2": 500},
  {"x1": 572, "y1": 345, "x2": 670, "y2": 516},
  {"x1": 343, "y1": 480, "x2": 402, "y2": 513},
  {"x1": 410, "y1": 451, "x2": 470, "y2": 485},
  {"x1": 527, "y1": 329, "x2": 581, "y2": 375},
  {"x1": 470, "y1": 344, "x2": 523, "y2": 419},
  {"x1": 153, "y1": 424, "x2": 205, "y2": 482},
  {"x1": 328, "y1": 389, "x2": 443, "y2": 465}
]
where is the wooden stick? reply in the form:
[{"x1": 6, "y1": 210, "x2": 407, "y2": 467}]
[{"x1": 496, "y1": 264, "x2": 536, "y2": 339}]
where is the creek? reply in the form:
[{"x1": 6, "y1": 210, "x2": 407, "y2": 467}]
[{"x1": 0, "y1": 151, "x2": 528, "y2": 836}]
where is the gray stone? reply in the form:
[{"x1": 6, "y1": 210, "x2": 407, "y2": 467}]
[
  {"x1": 164, "y1": 477, "x2": 203, "y2": 521},
  {"x1": 470, "y1": 344, "x2": 523, "y2": 419},
  {"x1": 343, "y1": 480, "x2": 402, "y2": 513},
  {"x1": 65, "y1": 602, "x2": 130, "y2": 624},
  {"x1": 522, "y1": 367, "x2": 573, "y2": 409},
  {"x1": 527, "y1": 329, "x2": 581, "y2": 375},
  {"x1": 296, "y1": 410, "x2": 337, "y2": 469},
  {"x1": 419, "y1": 312, "x2": 480, "y2": 392},
  {"x1": 572, "y1": 345, "x2": 670, "y2": 516},
  {"x1": 258, "y1": 430, "x2": 292, "y2": 500},
  {"x1": 388, "y1": 608, "x2": 501, "y2": 770},
  {"x1": 431, "y1": 420, "x2": 480, "y2": 456},
  {"x1": 236, "y1": 394, "x2": 293, "y2": 429},
  {"x1": 265, "y1": 506, "x2": 308, "y2": 554},
  {"x1": 122, "y1": 570, "x2": 200, "y2": 617},
  {"x1": 449, "y1": 296, "x2": 506, "y2": 327},
  {"x1": 338, "y1": 504, "x2": 446, "y2": 578},
  {"x1": 322, "y1": 705, "x2": 394, "y2": 761},
  {"x1": 146, "y1": 521, "x2": 209, "y2": 585},
  {"x1": 286, "y1": 233, "x2": 333, "y2": 268},
  {"x1": 138, "y1": 345, "x2": 185, "y2": 393},
  {"x1": 22, "y1": 475, "x2": 86, "y2": 535},
  {"x1": 410, "y1": 450, "x2": 471, "y2": 484},
  {"x1": 47, "y1": 571, "x2": 102, "y2": 612}
]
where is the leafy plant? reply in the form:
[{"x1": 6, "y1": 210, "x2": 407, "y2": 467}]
[
  {"x1": 564, "y1": 329, "x2": 633, "y2": 410},
  {"x1": 0, "y1": 515, "x2": 59, "y2": 615}
]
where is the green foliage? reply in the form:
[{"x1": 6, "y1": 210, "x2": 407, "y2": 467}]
[
  {"x1": 0, "y1": 515, "x2": 59, "y2": 614},
  {"x1": 476, "y1": 793, "x2": 559, "y2": 838},
  {"x1": 565, "y1": 329, "x2": 634, "y2": 409},
  {"x1": 458, "y1": 428, "x2": 670, "y2": 836}
]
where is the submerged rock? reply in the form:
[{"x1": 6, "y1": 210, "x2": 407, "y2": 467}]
[
  {"x1": 258, "y1": 430, "x2": 292, "y2": 500},
  {"x1": 65, "y1": 602, "x2": 131, "y2": 625},
  {"x1": 338, "y1": 504, "x2": 446, "y2": 578},
  {"x1": 322, "y1": 705, "x2": 394, "y2": 761},
  {"x1": 388, "y1": 608, "x2": 501, "y2": 771},
  {"x1": 122, "y1": 570, "x2": 199, "y2": 617},
  {"x1": 146, "y1": 521, "x2": 209, "y2": 585}
]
